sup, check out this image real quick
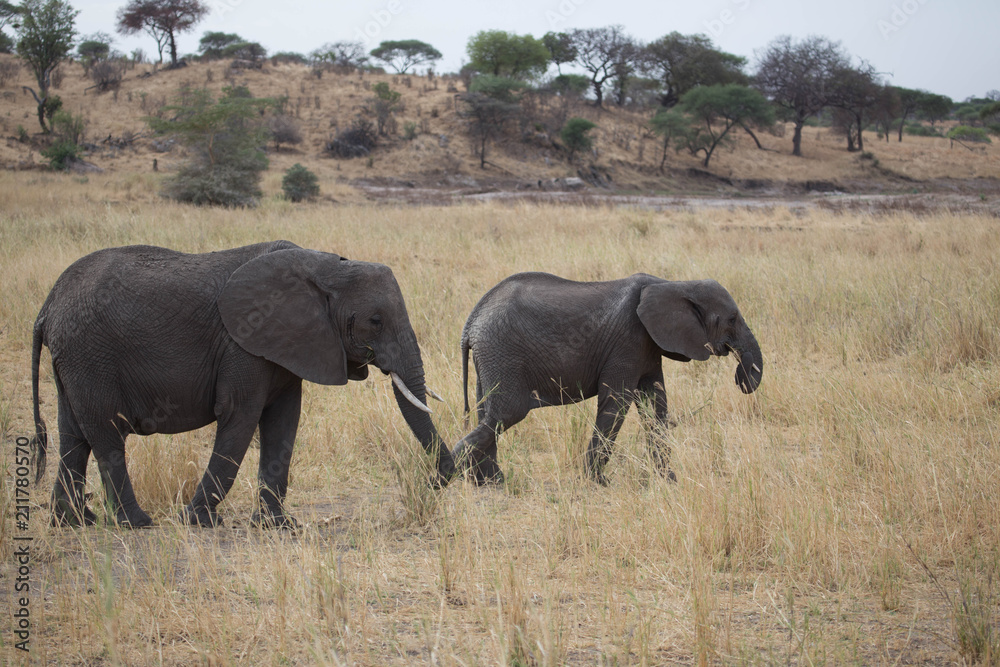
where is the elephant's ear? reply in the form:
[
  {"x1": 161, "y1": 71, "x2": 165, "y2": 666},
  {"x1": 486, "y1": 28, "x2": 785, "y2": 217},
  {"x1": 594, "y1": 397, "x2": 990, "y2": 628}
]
[
  {"x1": 637, "y1": 282, "x2": 713, "y2": 361},
  {"x1": 218, "y1": 248, "x2": 349, "y2": 385}
]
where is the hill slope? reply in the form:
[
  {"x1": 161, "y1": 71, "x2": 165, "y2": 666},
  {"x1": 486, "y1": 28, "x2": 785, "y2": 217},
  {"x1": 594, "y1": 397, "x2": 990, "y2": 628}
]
[{"x1": 2, "y1": 55, "x2": 998, "y2": 202}]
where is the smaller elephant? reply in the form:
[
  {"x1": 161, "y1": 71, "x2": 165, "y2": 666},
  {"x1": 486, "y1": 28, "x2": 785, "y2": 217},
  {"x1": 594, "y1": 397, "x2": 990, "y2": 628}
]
[{"x1": 454, "y1": 272, "x2": 763, "y2": 484}]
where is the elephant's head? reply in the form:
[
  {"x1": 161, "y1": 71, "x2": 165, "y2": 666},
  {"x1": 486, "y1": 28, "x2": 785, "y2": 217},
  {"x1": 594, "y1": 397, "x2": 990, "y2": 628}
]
[
  {"x1": 216, "y1": 247, "x2": 455, "y2": 483},
  {"x1": 637, "y1": 279, "x2": 763, "y2": 394}
]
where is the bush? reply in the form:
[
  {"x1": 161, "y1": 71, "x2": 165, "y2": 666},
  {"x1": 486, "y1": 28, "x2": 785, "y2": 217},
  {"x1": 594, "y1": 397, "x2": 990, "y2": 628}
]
[
  {"x1": 550, "y1": 73, "x2": 590, "y2": 98},
  {"x1": 947, "y1": 125, "x2": 992, "y2": 144},
  {"x1": 268, "y1": 114, "x2": 302, "y2": 149},
  {"x1": 41, "y1": 139, "x2": 81, "y2": 170},
  {"x1": 281, "y1": 163, "x2": 320, "y2": 202},
  {"x1": 904, "y1": 123, "x2": 944, "y2": 137},
  {"x1": 560, "y1": 117, "x2": 597, "y2": 161},
  {"x1": 325, "y1": 119, "x2": 377, "y2": 158}
]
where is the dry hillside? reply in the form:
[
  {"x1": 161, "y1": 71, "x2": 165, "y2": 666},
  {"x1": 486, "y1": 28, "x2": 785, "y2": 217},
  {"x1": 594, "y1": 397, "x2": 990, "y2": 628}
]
[{"x1": 2, "y1": 54, "x2": 999, "y2": 203}]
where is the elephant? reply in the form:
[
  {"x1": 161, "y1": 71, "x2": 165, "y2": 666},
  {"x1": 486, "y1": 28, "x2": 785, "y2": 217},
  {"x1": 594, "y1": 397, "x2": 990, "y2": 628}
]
[
  {"x1": 30, "y1": 240, "x2": 455, "y2": 529},
  {"x1": 453, "y1": 272, "x2": 763, "y2": 485}
]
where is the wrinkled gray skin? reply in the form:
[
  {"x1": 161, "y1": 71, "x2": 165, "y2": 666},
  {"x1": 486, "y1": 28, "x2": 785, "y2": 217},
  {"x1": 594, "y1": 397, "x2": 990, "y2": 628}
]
[
  {"x1": 455, "y1": 272, "x2": 763, "y2": 485},
  {"x1": 31, "y1": 241, "x2": 455, "y2": 529}
]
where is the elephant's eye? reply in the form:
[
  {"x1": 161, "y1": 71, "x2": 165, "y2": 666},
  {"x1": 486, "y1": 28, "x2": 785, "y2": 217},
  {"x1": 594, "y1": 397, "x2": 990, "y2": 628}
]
[{"x1": 369, "y1": 314, "x2": 383, "y2": 330}]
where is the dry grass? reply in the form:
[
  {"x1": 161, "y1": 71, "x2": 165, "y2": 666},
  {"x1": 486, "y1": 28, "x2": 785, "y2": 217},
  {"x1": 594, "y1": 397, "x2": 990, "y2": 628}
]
[{"x1": 1, "y1": 170, "x2": 999, "y2": 664}]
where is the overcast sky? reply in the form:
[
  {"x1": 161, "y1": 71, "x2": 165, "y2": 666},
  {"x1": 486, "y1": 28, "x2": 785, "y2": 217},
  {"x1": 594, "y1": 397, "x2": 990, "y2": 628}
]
[{"x1": 69, "y1": 0, "x2": 998, "y2": 101}]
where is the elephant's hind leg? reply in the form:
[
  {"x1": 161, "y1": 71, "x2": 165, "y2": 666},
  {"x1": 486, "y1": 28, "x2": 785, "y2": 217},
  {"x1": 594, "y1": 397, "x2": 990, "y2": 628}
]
[
  {"x1": 51, "y1": 390, "x2": 97, "y2": 527},
  {"x1": 251, "y1": 384, "x2": 302, "y2": 530},
  {"x1": 454, "y1": 416, "x2": 512, "y2": 485},
  {"x1": 86, "y1": 426, "x2": 152, "y2": 529}
]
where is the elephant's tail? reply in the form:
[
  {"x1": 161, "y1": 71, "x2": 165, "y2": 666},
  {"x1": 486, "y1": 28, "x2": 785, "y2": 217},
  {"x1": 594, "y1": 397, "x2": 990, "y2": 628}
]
[
  {"x1": 30, "y1": 318, "x2": 48, "y2": 484},
  {"x1": 461, "y1": 333, "x2": 471, "y2": 423}
]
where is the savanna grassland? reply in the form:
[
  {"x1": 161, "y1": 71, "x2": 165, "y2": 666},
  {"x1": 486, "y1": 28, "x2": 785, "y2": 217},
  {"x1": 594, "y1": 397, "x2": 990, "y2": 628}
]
[{"x1": 1, "y1": 170, "x2": 999, "y2": 666}]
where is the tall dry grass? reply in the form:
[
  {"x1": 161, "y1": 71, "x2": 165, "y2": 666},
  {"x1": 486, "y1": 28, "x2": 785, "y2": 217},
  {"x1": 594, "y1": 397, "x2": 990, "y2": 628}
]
[{"x1": 1, "y1": 171, "x2": 999, "y2": 664}]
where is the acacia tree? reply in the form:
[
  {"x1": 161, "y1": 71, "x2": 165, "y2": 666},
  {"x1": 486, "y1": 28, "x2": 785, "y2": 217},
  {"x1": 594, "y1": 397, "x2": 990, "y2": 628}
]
[
  {"x1": 369, "y1": 39, "x2": 441, "y2": 74},
  {"x1": 197, "y1": 30, "x2": 241, "y2": 59},
  {"x1": 460, "y1": 75, "x2": 526, "y2": 168},
  {"x1": 116, "y1": 0, "x2": 207, "y2": 67},
  {"x1": 643, "y1": 32, "x2": 746, "y2": 108},
  {"x1": 826, "y1": 61, "x2": 882, "y2": 152},
  {"x1": 466, "y1": 30, "x2": 549, "y2": 80},
  {"x1": 754, "y1": 35, "x2": 849, "y2": 156},
  {"x1": 569, "y1": 25, "x2": 631, "y2": 108},
  {"x1": 14, "y1": 0, "x2": 77, "y2": 133},
  {"x1": 309, "y1": 40, "x2": 367, "y2": 73},
  {"x1": 679, "y1": 84, "x2": 774, "y2": 168}
]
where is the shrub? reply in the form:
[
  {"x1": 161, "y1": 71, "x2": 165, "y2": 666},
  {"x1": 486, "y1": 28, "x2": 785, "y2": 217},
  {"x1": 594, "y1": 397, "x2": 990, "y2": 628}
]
[
  {"x1": 551, "y1": 73, "x2": 590, "y2": 98},
  {"x1": 904, "y1": 123, "x2": 944, "y2": 137},
  {"x1": 947, "y1": 125, "x2": 992, "y2": 145},
  {"x1": 402, "y1": 121, "x2": 418, "y2": 140},
  {"x1": 41, "y1": 139, "x2": 80, "y2": 170},
  {"x1": 325, "y1": 118, "x2": 377, "y2": 158},
  {"x1": 268, "y1": 114, "x2": 302, "y2": 150},
  {"x1": 560, "y1": 117, "x2": 597, "y2": 161},
  {"x1": 281, "y1": 163, "x2": 320, "y2": 202}
]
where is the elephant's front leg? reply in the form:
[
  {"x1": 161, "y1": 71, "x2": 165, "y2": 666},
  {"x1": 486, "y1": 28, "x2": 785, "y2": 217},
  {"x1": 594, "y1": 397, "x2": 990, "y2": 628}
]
[
  {"x1": 252, "y1": 383, "x2": 302, "y2": 530},
  {"x1": 637, "y1": 371, "x2": 677, "y2": 482},
  {"x1": 586, "y1": 383, "x2": 633, "y2": 485},
  {"x1": 183, "y1": 412, "x2": 259, "y2": 528}
]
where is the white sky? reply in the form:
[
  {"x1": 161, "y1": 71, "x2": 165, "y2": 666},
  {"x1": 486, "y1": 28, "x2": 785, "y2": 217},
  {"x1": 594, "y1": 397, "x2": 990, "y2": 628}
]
[{"x1": 69, "y1": 0, "x2": 998, "y2": 102}]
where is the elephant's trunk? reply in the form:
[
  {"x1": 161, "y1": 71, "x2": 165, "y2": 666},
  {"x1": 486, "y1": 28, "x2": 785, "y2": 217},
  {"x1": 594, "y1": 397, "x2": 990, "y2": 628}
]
[
  {"x1": 732, "y1": 330, "x2": 763, "y2": 394},
  {"x1": 378, "y1": 331, "x2": 456, "y2": 486}
]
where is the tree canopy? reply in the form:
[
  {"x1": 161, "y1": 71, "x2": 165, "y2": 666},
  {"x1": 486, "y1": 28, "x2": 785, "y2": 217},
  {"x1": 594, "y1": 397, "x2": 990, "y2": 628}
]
[
  {"x1": 198, "y1": 31, "x2": 242, "y2": 59},
  {"x1": 369, "y1": 39, "x2": 441, "y2": 73},
  {"x1": 466, "y1": 30, "x2": 549, "y2": 80},
  {"x1": 116, "y1": 0, "x2": 208, "y2": 66},
  {"x1": 568, "y1": 25, "x2": 630, "y2": 108},
  {"x1": 679, "y1": 84, "x2": 774, "y2": 167},
  {"x1": 643, "y1": 32, "x2": 747, "y2": 108}
]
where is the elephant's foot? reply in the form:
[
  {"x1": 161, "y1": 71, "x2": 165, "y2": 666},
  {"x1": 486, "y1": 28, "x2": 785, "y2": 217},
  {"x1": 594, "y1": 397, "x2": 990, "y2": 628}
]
[
  {"x1": 51, "y1": 503, "x2": 98, "y2": 527},
  {"x1": 249, "y1": 508, "x2": 300, "y2": 531},
  {"x1": 51, "y1": 487, "x2": 98, "y2": 527},
  {"x1": 468, "y1": 459, "x2": 505, "y2": 486},
  {"x1": 181, "y1": 504, "x2": 222, "y2": 528},
  {"x1": 114, "y1": 507, "x2": 153, "y2": 529}
]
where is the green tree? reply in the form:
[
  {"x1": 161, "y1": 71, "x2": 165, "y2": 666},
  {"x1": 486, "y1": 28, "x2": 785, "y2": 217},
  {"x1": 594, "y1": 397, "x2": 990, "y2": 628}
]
[
  {"x1": 116, "y1": 0, "x2": 208, "y2": 67},
  {"x1": 369, "y1": 39, "x2": 441, "y2": 74},
  {"x1": 13, "y1": 0, "x2": 77, "y2": 133},
  {"x1": 980, "y1": 101, "x2": 1000, "y2": 135},
  {"x1": 363, "y1": 81, "x2": 403, "y2": 136},
  {"x1": 0, "y1": 0, "x2": 17, "y2": 50},
  {"x1": 40, "y1": 107, "x2": 84, "y2": 168},
  {"x1": 560, "y1": 117, "x2": 596, "y2": 162},
  {"x1": 679, "y1": 84, "x2": 774, "y2": 167},
  {"x1": 460, "y1": 75, "x2": 527, "y2": 168},
  {"x1": 917, "y1": 92, "x2": 952, "y2": 125},
  {"x1": 76, "y1": 34, "x2": 109, "y2": 73},
  {"x1": 649, "y1": 107, "x2": 690, "y2": 171},
  {"x1": 146, "y1": 85, "x2": 273, "y2": 206},
  {"x1": 643, "y1": 32, "x2": 747, "y2": 108},
  {"x1": 198, "y1": 30, "x2": 241, "y2": 59},
  {"x1": 466, "y1": 30, "x2": 549, "y2": 80},
  {"x1": 542, "y1": 31, "x2": 576, "y2": 73}
]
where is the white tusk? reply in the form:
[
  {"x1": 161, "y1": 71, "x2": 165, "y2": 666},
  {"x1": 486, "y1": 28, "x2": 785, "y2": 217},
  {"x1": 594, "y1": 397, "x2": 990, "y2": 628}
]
[
  {"x1": 391, "y1": 372, "x2": 432, "y2": 413},
  {"x1": 752, "y1": 363, "x2": 762, "y2": 374},
  {"x1": 426, "y1": 387, "x2": 445, "y2": 402}
]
